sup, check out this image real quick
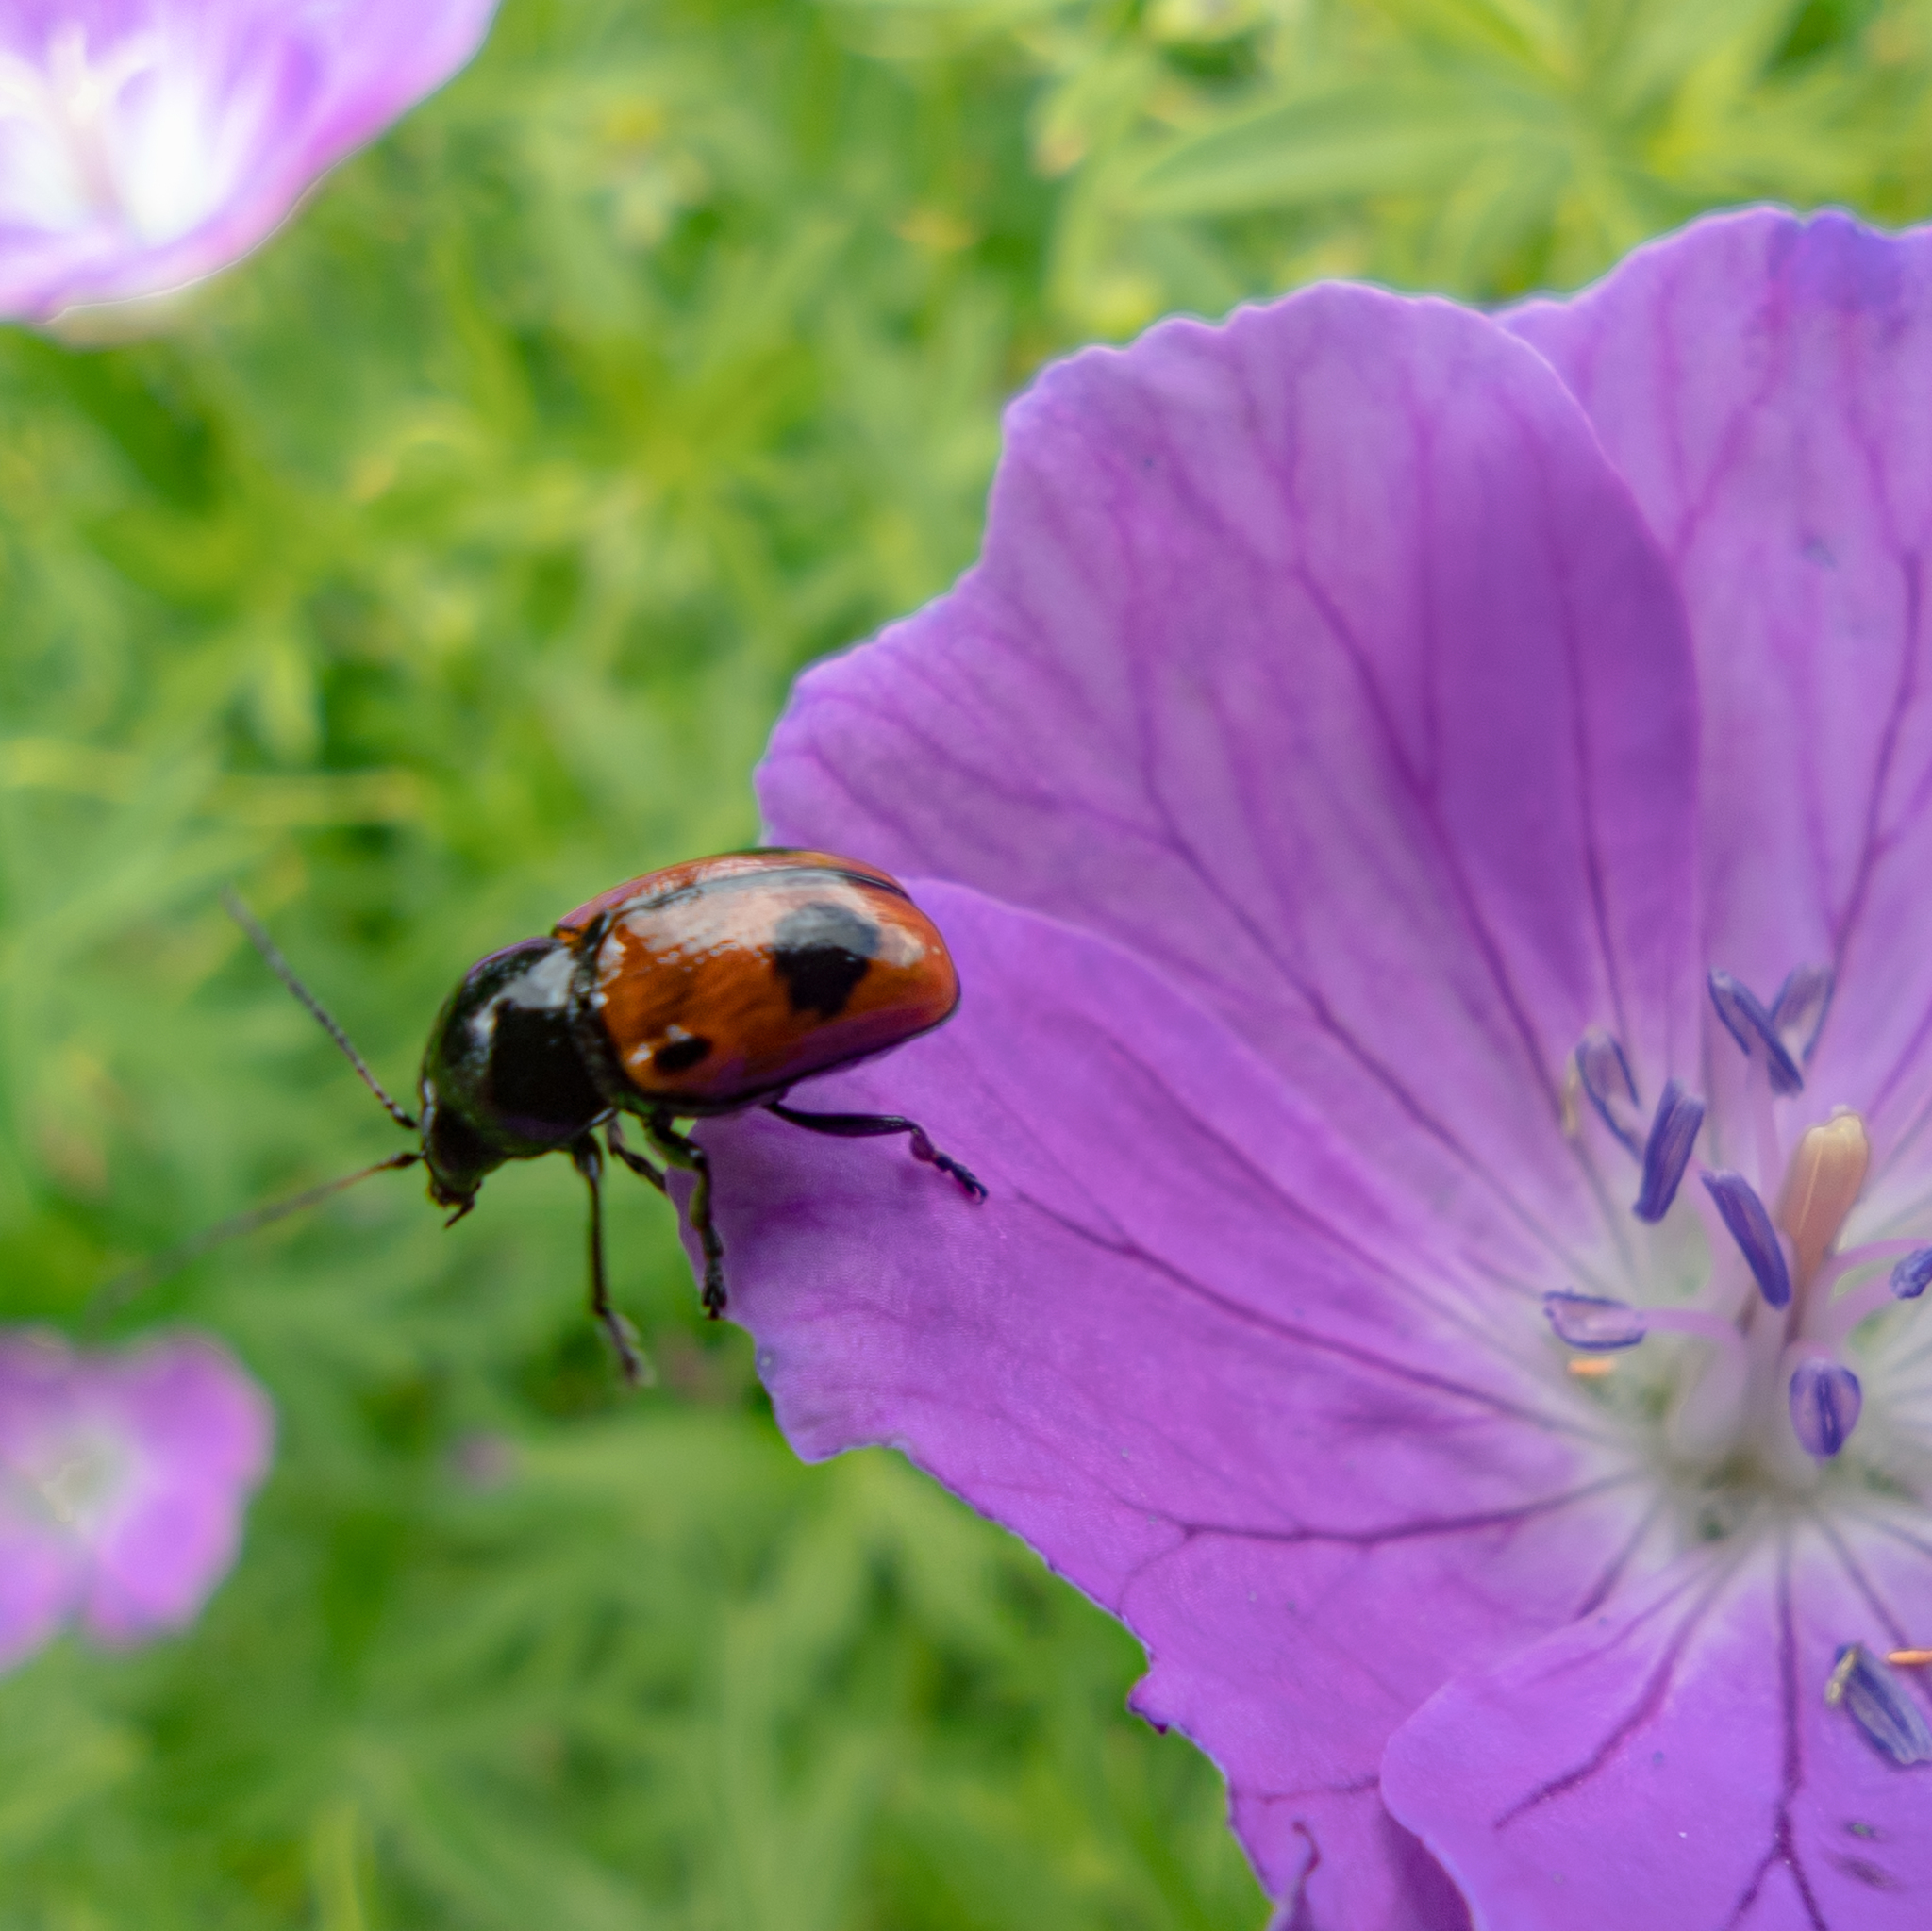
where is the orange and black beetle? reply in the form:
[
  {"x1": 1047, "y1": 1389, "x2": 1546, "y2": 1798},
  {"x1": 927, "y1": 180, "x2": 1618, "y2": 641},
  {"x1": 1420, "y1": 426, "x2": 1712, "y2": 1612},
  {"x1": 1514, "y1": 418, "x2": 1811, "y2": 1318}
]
[{"x1": 222, "y1": 851, "x2": 983, "y2": 1384}]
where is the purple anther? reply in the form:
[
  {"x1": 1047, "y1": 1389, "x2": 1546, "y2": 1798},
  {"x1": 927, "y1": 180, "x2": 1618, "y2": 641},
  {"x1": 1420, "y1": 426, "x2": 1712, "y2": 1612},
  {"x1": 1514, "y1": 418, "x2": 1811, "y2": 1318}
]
[
  {"x1": 1707, "y1": 970, "x2": 1764, "y2": 1057},
  {"x1": 1771, "y1": 963, "x2": 1835, "y2": 1063},
  {"x1": 1890, "y1": 1249, "x2": 1932, "y2": 1300},
  {"x1": 1790, "y1": 1360, "x2": 1862, "y2": 1458},
  {"x1": 1632, "y1": 1080, "x2": 1705, "y2": 1224},
  {"x1": 1702, "y1": 1170, "x2": 1792, "y2": 1309},
  {"x1": 1708, "y1": 971, "x2": 1804, "y2": 1096},
  {"x1": 1575, "y1": 1029, "x2": 1641, "y2": 1155},
  {"x1": 1826, "y1": 1644, "x2": 1932, "y2": 1767},
  {"x1": 1542, "y1": 1291, "x2": 1648, "y2": 1350}
]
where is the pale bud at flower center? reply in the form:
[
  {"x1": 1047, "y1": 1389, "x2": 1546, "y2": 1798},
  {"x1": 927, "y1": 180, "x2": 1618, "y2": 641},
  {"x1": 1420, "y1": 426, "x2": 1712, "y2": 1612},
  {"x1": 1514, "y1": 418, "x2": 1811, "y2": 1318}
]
[
  {"x1": 22, "y1": 1427, "x2": 125, "y2": 1531},
  {"x1": 1778, "y1": 1110, "x2": 1871, "y2": 1290}
]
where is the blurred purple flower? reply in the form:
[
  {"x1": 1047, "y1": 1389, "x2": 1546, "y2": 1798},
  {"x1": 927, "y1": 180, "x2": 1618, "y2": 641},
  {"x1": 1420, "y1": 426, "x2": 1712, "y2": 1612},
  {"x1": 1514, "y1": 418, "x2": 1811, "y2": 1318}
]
[
  {"x1": 0, "y1": 0, "x2": 499, "y2": 321},
  {"x1": 0, "y1": 1330, "x2": 272, "y2": 1668},
  {"x1": 683, "y1": 208, "x2": 1932, "y2": 1926}
]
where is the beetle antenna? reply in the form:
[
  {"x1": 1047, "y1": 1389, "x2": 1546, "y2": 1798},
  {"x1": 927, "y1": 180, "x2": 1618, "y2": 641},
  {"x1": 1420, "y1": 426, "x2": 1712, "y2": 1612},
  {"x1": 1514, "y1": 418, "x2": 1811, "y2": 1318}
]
[
  {"x1": 223, "y1": 887, "x2": 418, "y2": 1132},
  {"x1": 87, "y1": 1149, "x2": 423, "y2": 1329}
]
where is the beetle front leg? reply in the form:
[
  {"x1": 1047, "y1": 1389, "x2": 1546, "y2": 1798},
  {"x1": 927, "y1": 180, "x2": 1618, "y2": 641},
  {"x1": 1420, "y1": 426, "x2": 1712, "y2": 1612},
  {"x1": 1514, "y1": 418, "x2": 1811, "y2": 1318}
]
[
  {"x1": 605, "y1": 1114, "x2": 667, "y2": 1193},
  {"x1": 571, "y1": 1136, "x2": 650, "y2": 1386},
  {"x1": 643, "y1": 1113, "x2": 726, "y2": 1316}
]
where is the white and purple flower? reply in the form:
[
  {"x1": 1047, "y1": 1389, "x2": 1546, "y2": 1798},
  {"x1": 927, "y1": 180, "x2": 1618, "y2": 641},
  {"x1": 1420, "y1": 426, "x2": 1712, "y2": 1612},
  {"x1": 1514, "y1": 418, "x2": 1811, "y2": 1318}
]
[
  {"x1": 0, "y1": 0, "x2": 499, "y2": 322},
  {"x1": 0, "y1": 1330, "x2": 272, "y2": 1669},
  {"x1": 690, "y1": 209, "x2": 1932, "y2": 1924}
]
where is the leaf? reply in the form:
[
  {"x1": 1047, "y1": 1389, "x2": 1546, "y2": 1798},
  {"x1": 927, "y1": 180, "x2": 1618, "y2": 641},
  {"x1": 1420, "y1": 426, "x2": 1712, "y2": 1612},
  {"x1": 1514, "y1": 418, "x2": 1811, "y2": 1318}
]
[{"x1": 1128, "y1": 76, "x2": 1560, "y2": 217}]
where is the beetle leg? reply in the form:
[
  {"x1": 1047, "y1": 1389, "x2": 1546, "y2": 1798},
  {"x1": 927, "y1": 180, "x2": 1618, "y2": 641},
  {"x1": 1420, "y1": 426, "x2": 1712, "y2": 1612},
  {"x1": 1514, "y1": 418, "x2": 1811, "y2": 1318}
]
[
  {"x1": 643, "y1": 1114, "x2": 727, "y2": 1317},
  {"x1": 766, "y1": 1101, "x2": 988, "y2": 1202},
  {"x1": 571, "y1": 1136, "x2": 650, "y2": 1386},
  {"x1": 604, "y1": 1115, "x2": 667, "y2": 1193}
]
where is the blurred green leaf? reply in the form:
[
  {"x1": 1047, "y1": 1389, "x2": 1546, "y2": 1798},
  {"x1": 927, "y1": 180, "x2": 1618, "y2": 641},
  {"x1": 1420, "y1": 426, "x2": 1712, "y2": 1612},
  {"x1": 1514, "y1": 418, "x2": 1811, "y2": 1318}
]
[{"x1": 1131, "y1": 79, "x2": 1520, "y2": 215}]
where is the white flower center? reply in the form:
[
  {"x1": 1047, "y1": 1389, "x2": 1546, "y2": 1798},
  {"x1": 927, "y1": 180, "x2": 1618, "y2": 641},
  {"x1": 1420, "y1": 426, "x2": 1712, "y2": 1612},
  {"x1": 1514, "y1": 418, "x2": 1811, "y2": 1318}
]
[
  {"x1": 1550, "y1": 967, "x2": 1932, "y2": 1490},
  {"x1": 10, "y1": 1422, "x2": 130, "y2": 1534},
  {"x1": 0, "y1": 23, "x2": 256, "y2": 246}
]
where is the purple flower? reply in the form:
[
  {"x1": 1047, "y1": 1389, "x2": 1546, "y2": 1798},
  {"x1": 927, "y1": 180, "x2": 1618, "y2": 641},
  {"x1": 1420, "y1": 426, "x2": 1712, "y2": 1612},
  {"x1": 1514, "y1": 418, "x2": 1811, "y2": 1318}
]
[
  {"x1": 677, "y1": 208, "x2": 1932, "y2": 1924},
  {"x1": 0, "y1": 0, "x2": 498, "y2": 322},
  {"x1": 0, "y1": 1330, "x2": 272, "y2": 1668}
]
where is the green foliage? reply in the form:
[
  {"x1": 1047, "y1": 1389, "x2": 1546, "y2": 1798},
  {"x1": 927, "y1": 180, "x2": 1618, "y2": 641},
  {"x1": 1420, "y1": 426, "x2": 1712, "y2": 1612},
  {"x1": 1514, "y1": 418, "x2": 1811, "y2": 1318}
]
[
  {"x1": 0, "y1": 0, "x2": 1927, "y2": 1923},
  {"x1": 0, "y1": 1423, "x2": 1251, "y2": 1931},
  {"x1": 840, "y1": 0, "x2": 1932, "y2": 329}
]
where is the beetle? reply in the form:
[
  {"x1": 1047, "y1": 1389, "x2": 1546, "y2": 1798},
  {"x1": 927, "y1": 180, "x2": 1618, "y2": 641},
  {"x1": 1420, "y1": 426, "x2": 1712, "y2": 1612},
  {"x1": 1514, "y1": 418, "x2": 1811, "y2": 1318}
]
[{"x1": 209, "y1": 850, "x2": 984, "y2": 1382}]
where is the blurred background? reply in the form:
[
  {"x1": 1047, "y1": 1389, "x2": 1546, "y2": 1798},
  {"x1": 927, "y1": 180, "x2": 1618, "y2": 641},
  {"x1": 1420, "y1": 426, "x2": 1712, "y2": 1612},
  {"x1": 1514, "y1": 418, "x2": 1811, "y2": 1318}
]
[{"x1": 3, "y1": 0, "x2": 1929, "y2": 1923}]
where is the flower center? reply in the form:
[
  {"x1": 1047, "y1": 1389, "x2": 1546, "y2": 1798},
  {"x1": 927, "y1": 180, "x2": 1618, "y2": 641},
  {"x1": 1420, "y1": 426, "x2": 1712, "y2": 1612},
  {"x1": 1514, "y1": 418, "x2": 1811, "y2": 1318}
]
[
  {"x1": 0, "y1": 25, "x2": 236, "y2": 246},
  {"x1": 10, "y1": 1423, "x2": 129, "y2": 1534},
  {"x1": 1547, "y1": 965, "x2": 1932, "y2": 1478}
]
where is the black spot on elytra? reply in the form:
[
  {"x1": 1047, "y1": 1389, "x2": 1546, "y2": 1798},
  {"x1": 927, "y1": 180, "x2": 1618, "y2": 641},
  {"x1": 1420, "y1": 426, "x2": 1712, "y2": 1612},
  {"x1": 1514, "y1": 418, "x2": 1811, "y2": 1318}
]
[
  {"x1": 772, "y1": 901, "x2": 880, "y2": 1018},
  {"x1": 654, "y1": 1033, "x2": 712, "y2": 1074}
]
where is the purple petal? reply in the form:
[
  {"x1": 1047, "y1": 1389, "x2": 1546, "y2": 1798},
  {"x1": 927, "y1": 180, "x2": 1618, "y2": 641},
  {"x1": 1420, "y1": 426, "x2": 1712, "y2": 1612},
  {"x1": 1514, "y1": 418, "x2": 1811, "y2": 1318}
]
[
  {"x1": 0, "y1": 1334, "x2": 99, "y2": 1666},
  {"x1": 78, "y1": 1334, "x2": 273, "y2": 1641},
  {"x1": 0, "y1": 1513, "x2": 76, "y2": 1671},
  {"x1": 759, "y1": 282, "x2": 1701, "y2": 1263},
  {"x1": 1507, "y1": 210, "x2": 1932, "y2": 1180},
  {"x1": 0, "y1": 1331, "x2": 272, "y2": 1656},
  {"x1": 1383, "y1": 1533, "x2": 1932, "y2": 1927},
  {"x1": 704, "y1": 883, "x2": 1646, "y2": 1926},
  {"x1": 0, "y1": 0, "x2": 500, "y2": 321}
]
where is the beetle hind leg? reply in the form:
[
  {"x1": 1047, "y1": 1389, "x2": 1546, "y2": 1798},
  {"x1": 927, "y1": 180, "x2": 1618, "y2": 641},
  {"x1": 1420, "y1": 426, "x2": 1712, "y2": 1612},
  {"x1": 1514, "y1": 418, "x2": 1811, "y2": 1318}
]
[
  {"x1": 643, "y1": 1114, "x2": 727, "y2": 1317},
  {"x1": 766, "y1": 1101, "x2": 988, "y2": 1202}
]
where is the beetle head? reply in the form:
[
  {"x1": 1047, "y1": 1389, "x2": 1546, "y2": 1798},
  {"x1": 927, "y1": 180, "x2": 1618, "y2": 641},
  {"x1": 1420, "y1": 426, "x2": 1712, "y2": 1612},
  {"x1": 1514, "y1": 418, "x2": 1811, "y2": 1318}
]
[{"x1": 419, "y1": 938, "x2": 609, "y2": 1214}]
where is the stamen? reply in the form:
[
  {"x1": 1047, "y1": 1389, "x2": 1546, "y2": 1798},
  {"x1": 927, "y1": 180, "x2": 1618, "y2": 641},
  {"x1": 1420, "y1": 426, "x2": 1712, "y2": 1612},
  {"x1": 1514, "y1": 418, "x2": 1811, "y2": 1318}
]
[
  {"x1": 1575, "y1": 1029, "x2": 1642, "y2": 1155},
  {"x1": 1771, "y1": 964, "x2": 1834, "y2": 1062},
  {"x1": 1542, "y1": 1292, "x2": 1745, "y2": 1357},
  {"x1": 1633, "y1": 1081, "x2": 1705, "y2": 1223},
  {"x1": 1777, "y1": 1111, "x2": 1870, "y2": 1290},
  {"x1": 1809, "y1": 1241, "x2": 1932, "y2": 1350},
  {"x1": 1708, "y1": 971, "x2": 1804, "y2": 1096},
  {"x1": 1891, "y1": 1249, "x2": 1932, "y2": 1301},
  {"x1": 1544, "y1": 1292, "x2": 1646, "y2": 1349},
  {"x1": 1814, "y1": 1236, "x2": 1928, "y2": 1295},
  {"x1": 1889, "y1": 1649, "x2": 1932, "y2": 1667},
  {"x1": 1790, "y1": 1359, "x2": 1861, "y2": 1458},
  {"x1": 1703, "y1": 1171, "x2": 1792, "y2": 1309},
  {"x1": 1567, "y1": 1357, "x2": 1618, "y2": 1379},
  {"x1": 1824, "y1": 1643, "x2": 1932, "y2": 1766}
]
